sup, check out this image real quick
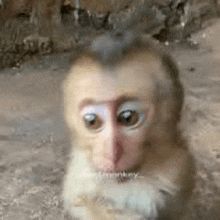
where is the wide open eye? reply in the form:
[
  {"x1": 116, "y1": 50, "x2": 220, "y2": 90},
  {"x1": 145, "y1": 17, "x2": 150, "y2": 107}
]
[
  {"x1": 117, "y1": 100, "x2": 150, "y2": 129},
  {"x1": 117, "y1": 110, "x2": 141, "y2": 127},
  {"x1": 83, "y1": 113, "x2": 103, "y2": 130}
]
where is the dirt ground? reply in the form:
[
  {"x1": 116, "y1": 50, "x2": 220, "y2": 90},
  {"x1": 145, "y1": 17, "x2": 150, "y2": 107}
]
[{"x1": 0, "y1": 19, "x2": 220, "y2": 219}]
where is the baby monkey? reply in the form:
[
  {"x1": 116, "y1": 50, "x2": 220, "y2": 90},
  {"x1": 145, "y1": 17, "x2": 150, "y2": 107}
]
[{"x1": 62, "y1": 32, "x2": 194, "y2": 220}]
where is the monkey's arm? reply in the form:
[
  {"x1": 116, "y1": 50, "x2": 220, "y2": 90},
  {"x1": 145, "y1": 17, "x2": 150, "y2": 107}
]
[
  {"x1": 75, "y1": 194, "x2": 116, "y2": 220},
  {"x1": 75, "y1": 193, "x2": 147, "y2": 220}
]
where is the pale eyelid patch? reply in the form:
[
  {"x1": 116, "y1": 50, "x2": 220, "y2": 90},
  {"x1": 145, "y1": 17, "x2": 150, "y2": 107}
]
[
  {"x1": 117, "y1": 101, "x2": 149, "y2": 115},
  {"x1": 81, "y1": 105, "x2": 107, "y2": 122}
]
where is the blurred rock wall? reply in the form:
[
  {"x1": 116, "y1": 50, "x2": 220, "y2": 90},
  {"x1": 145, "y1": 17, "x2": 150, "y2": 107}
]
[{"x1": 0, "y1": 0, "x2": 219, "y2": 69}]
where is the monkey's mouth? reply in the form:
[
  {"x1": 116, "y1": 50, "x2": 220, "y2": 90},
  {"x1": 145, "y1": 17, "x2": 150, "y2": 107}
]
[{"x1": 91, "y1": 156, "x2": 142, "y2": 179}]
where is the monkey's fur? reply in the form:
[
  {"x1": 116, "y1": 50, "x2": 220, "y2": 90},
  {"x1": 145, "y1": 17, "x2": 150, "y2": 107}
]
[{"x1": 62, "y1": 32, "x2": 195, "y2": 220}]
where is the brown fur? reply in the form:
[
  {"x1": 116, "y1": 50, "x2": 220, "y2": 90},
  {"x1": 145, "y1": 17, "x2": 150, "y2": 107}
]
[{"x1": 62, "y1": 32, "x2": 195, "y2": 220}]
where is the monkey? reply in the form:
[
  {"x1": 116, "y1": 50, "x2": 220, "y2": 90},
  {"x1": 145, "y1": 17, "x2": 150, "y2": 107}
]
[{"x1": 62, "y1": 32, "x2": 195, "y2": 220}]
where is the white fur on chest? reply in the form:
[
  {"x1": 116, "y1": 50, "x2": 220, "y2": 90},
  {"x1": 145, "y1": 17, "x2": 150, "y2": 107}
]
[{"x1": 63, "y1": 151, "x2": 178, "y2": 219}]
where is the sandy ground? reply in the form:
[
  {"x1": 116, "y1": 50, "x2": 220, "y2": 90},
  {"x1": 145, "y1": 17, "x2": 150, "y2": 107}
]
[{"x1": 0, "y1": 19, "x2": 220, "y2": 219}]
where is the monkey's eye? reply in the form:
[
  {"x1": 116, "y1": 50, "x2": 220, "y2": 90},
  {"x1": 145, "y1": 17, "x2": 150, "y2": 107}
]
[
  {"x1": 83, "y1": 113, "x2": 103, "y2": 130},
  {"x1": 117, "y1": 110, "x2": 140, "y2": 127}
]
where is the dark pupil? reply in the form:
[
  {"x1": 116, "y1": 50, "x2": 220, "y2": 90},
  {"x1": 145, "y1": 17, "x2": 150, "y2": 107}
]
[
  {"x1": 117, "y1": 110, "x2": 138, "y2": 126},
  {"x1": 84, "y1": 114, "x2": 97, "y2": 128}
]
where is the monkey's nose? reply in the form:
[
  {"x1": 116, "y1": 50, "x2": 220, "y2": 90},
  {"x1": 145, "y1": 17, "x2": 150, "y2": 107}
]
[{"x1": 103, "y1": 142, "x2": 123, "y2": 165}]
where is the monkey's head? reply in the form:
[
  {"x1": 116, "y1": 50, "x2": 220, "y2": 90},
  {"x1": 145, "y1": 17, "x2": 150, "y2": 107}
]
[{"x1": 63, "y1": 32, "x2": 184, "y2": 174}]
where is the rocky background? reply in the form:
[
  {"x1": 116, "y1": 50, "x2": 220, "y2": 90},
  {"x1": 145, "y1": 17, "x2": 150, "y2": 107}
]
[
  {"x1": 1, "y1": 0, "x2": 220, "y2": 220},
  {"x1": 0, "y1": 0, "x2": 220, "y2": 70}
]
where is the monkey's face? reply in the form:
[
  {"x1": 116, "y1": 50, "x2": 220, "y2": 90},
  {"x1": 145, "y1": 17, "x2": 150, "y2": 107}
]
[{"x1": 64, "y1": 55, "x2": 164, "y2": 173}]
